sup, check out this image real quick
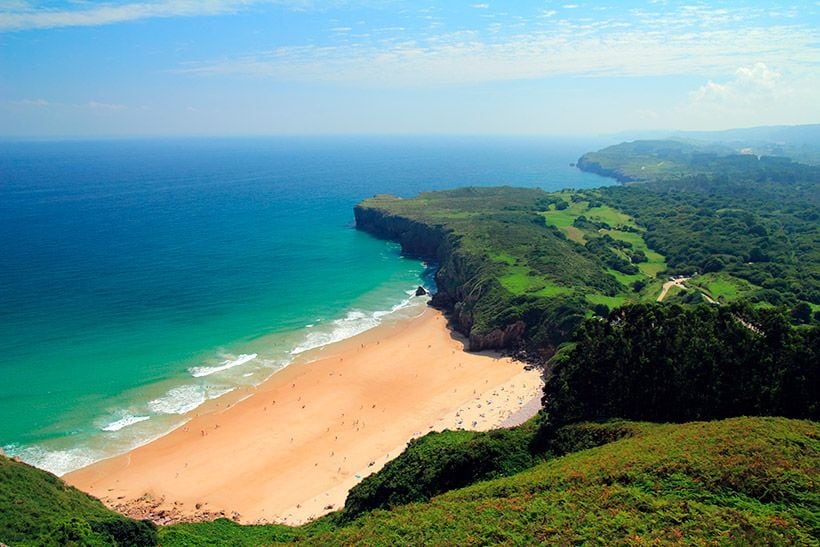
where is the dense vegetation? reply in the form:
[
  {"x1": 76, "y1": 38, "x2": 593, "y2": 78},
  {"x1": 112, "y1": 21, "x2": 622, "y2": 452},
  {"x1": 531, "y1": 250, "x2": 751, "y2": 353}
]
[
  {"x1": 161, "y1": 417, "x2": 819, "y2": 545},
  {"x1": 357, "y1": 144, "x2": 819, "y2": 355},
  {"x1": 341, "y1": 423, "x2": 539, "y2": 521},
  {"x1": 340, "y1": 418, "x2": 651, "y2": 521},
  {"x1": 577, "y1": 139, "x2": 820, "y2": 190},
  {"x1": 545, "y1": 303, "x2": 818, "y2": 429},
  {"x1": 582, "y1": 143, "x2": 820, "y2": 310},
  {"x1": 0, "y1": 454, "x2": 157, "y2": 546}
]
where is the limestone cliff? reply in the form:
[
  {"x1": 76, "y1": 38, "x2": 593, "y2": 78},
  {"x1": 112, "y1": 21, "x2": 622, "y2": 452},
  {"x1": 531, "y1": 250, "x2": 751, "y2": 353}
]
[
  {"x1": 353, "y1": 200, "x2": 524, "y2": 352},
  {"x1": 575, "y1": 154, "x2": 635, "y2": 183}
]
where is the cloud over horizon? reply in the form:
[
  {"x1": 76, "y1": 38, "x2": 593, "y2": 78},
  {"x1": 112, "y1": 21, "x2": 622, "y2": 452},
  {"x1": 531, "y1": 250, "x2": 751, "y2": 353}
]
[{"x1": 1, "y1": 1, "x2": 818, "y2": 136}]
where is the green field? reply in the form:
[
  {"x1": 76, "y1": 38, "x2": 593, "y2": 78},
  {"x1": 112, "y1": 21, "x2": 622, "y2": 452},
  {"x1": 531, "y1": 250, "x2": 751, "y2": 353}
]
[
  {"x1": 541, "y1": 198, "x2": 668, "y2": 298},
  {"x1": 688, "y1": 272, "x2": 759, "y2": 302},
  {"x1": 498, "y1": 265, "x2": 571, "y2": 296},
  {"x1": 585, "y1": 293, "x2": 627, "y2": 308},
  {"x1": 602, "y1": 229, "x2": 666, "y2": 277},
  {"x1": 490, "y1": 196, "x2": 669, "y2": 308}
]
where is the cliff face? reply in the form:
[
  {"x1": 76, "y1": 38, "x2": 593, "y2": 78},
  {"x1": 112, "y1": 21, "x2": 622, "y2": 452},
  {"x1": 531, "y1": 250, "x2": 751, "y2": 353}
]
[
  {"x1": 576, "y1": 155, "x2": 635, "y2": 183},
  {"x1": 353, "y1": 203, "x2": 524, "y2": 352},
  {"x1": 353, "y1": 205, "x2": 444, "y2": 259}
]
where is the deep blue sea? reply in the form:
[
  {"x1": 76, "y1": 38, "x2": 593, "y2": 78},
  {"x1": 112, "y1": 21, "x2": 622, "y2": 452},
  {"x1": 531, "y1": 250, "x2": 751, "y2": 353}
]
[{"x1": 0, "y1": 136, "x2": 614, "y2": 474}]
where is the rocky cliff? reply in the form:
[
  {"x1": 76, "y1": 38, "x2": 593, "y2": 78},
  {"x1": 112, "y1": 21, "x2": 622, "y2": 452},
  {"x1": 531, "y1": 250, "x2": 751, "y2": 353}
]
[
  {"x1": 354, "y1": 200, "x2": 524, "y2": 351},
  {"x1": 576, "y1": 154, "x2": 635, "y2": 183}
]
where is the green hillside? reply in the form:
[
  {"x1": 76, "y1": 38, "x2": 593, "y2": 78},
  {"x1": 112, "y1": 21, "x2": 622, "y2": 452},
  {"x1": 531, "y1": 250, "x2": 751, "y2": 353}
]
[
  {"x1": 0, "y1": 454, "x2": 157, "y2": 546},
  {"x1": 160, "y1": 417, "x2": 819, "y2": 545}
]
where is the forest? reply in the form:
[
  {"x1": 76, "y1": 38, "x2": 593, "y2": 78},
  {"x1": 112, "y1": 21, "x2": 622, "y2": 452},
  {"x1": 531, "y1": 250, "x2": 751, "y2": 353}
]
[
  {"x1": 544, "y1": 303, "x2": 818, "y2": 428},
  {"x1": 587, "y1": 143, "x2": 820, "y2": 310}
]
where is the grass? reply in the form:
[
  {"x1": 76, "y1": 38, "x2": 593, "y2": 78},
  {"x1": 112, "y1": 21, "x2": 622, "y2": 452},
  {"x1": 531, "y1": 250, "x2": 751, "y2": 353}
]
[
  {"x1": 541, "y1": 198, "x2": 667, "y2": 289},
  {"x1": 688, "y1": 272, "x2": 759, "y2": 302},
  {"x1": 606, "y1": 268, "x2": 643, "y2": 286},
  {"x1": 159, "y1": 417, "x2": 820, "y2": 545},
  {"x1": 498, "y1": 265, "x2": 569, "y2": 297},
  {"x1": 356, "y1": 187, "x2": 626, "y2": 345},
  {"x1": 584, "y1": 204, "x2": 640, "y2": 229},
  {"x1": 585, "y1": 293, "x2": 627, "y2": 308},
  {"x1": 0, "y1": 455, "x2": 157, "y2": 546},
  {"x1": 6, "y1": 417, "x2": 816, "y2": 545},
  {"x1": 601, "y1": 229, "x2": 666, "y2": 277},
  {"x1": 310, "y1": 417, "x2": 820, "y2": 545}
]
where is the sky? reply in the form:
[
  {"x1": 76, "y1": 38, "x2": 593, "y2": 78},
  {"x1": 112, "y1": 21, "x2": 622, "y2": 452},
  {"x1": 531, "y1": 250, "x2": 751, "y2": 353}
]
[{"x1": 1, "y1": 0, "x2": 818, "y2": 137}]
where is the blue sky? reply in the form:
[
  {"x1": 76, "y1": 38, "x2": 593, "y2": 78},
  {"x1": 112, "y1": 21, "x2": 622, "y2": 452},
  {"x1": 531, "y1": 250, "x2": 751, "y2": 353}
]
[{"x1": 1, "y1": 0, "x2": 818, "y2": 136}]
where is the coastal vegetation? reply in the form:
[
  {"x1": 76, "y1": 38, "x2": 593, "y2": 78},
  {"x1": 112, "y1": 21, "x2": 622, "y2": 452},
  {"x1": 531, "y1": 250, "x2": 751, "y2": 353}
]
[
  {"x1": 544, "y1": 303, "x2": 819, "y2": 428},
  {"x1": 8, "y1": 416, "x2": 814, "y2": 546},
  {"x1": 354, "y1": 187, "x2": 657, "y2": 352},
  {"x1": 355, "y1": 142, "x2": 819, "y2": 356},
  {"x1": 0, "y1": 454, "x2": 157, "y2": 546},
  {"x1": 160, "y1": 417, "x2": 820, "y2": 544}
]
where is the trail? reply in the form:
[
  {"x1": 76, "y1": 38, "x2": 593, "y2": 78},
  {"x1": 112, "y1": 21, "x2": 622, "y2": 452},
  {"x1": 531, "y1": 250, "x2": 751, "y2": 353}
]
[
  {"x1": 657, "y1": 277, "x2": 690, "y2": 302},
  {"x1": 656, "y1": 278, "x2": 762, "y2": 334}
]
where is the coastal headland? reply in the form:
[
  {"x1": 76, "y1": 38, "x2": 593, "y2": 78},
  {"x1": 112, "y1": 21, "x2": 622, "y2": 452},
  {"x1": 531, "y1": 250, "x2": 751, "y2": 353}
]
[{"x1": 65, "y1": 306, "x2": 542, "y2": 525}]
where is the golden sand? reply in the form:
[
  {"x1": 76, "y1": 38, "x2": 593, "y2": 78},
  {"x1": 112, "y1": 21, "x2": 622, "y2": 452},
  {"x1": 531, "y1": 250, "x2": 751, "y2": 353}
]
[{"x1": 66, "y1": 307, "x2": 542, "y2": 525}]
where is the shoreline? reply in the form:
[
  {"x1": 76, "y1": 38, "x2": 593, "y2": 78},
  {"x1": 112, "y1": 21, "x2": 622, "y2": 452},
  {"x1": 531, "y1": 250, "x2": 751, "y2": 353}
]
[{"x1": 65, "y1": 306, "x2": 543, "y2": 525}]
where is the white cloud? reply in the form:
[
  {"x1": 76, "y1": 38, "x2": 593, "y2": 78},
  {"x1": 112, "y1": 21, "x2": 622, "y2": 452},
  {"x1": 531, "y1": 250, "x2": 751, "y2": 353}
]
[
  {"x1": 86, "y1": 101, "x2": 127, "y2": 111},
  {"x1": 677, "y1": 62, "x2": 819, "y2": 129},
  {"x1": 5, "y1": 98, "x2": 128, "y2": 111},
  {"x1": 174, "y1": 23, "x2": 819, "y2": 88},
  {"x1": 11, "y1": 97, "x2": 50, "y2": 106},
  {"x1": 472, "y1": 3, "x2": 490, "y2": 9},
  {"x1": 690, "y1": 63, "x2": 789, "y2": 107},
  {"x1": 0, "y1": 0, "x2": 317, "y2": 31}
]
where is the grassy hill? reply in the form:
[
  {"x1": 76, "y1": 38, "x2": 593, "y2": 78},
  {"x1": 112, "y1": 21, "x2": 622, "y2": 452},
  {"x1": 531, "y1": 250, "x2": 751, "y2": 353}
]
[
  {"x1": 160, "y1": 417, "x2": 819, "y2": 545},
  {"x1": 0, "y1": 454, "x2": 157, "y2": 546},
  {"x1": 6, "y1": 417, "x2": 815, "y2": 545}
]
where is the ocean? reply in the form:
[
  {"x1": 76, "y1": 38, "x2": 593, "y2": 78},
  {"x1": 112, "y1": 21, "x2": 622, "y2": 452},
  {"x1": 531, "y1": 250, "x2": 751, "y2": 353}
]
[{"x1": 0, "y1": 136, "x2": 614, "y2": 475}]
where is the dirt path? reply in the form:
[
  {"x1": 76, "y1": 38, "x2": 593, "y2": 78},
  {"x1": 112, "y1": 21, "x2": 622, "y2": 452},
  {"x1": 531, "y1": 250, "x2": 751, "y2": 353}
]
[{"x1": 657, "y1": 277, "x2": 690, "y2": 302}]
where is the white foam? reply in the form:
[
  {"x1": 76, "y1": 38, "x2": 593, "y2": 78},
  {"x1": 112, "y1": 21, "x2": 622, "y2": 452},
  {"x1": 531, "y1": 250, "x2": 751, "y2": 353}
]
[
  {"x1": 189, "y1": 353, "x2": 258, "y2": 378},
  {"x1": 290, "y1": 296, "x2": 420, "y2": 355},
  {"x1": 148, "y1": 385, "x2": 235, "y2": 415},
  {"x1": 3, "y1": 444, "x2": 101, "y2": 477},
  {"x1": 101, "y1": 414, "x2": 150, "y2": 432},
  {"x1": 290, "y1": 310, "x2": 379, "y2": 355}
]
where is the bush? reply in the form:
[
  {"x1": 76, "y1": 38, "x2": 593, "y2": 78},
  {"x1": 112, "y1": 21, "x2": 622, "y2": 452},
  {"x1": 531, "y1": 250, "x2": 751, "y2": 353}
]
[{"x1": 341, "y1": 424, "x2": 540, "y2": 521}]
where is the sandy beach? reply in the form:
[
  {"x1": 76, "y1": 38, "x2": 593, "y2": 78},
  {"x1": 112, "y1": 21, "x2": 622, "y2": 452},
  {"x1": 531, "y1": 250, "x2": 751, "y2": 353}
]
[{"x1": 65, "y1": 306, "x2": 543, "y2": 525}]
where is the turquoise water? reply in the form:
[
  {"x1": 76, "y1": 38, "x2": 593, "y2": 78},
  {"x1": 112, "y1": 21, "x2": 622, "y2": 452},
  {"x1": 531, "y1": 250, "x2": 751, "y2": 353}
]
[{"x1": 0, "y1": 136, "x2": 614, "y2": 474}]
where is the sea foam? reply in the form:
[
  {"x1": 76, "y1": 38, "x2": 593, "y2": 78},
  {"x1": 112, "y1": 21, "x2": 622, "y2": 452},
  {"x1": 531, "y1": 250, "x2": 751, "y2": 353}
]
[
  {"x1": 290, "y1": 295, "x2": 421, "y2": 355},
  {"x1": 101, "y1": 414, "x2": 151, "y2": 432},
  {"x1": 148, "y1": 385, "x2": 235, "y2": 415},
  {"x1": 188, "y1": 353, "x2": 258, "y2": 378},
  {"x1": 3, "y1": 444, "x2": 101, "y2": 477}
]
